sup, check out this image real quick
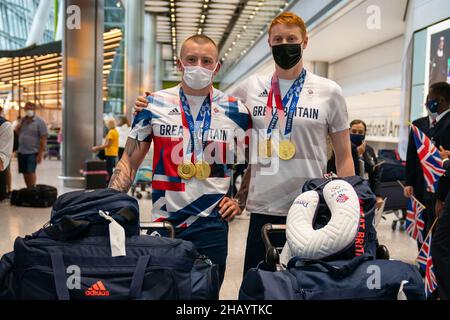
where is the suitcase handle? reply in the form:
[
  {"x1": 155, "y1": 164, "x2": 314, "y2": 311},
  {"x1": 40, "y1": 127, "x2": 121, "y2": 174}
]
[
  {"x1": 261, "y1": 224, "x2": 286, "y2": 251},
  {"x1": 261, "y1": 224, "x2": 286, "y2": 269},
  {"x1": 140, "y1": 221, "x2": 175, "y2": 239}
]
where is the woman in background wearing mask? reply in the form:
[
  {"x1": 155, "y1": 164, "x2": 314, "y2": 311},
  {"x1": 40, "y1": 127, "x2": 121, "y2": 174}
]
[{"x1": 328, "y1": 119, "x2": 383, "y2": 209}]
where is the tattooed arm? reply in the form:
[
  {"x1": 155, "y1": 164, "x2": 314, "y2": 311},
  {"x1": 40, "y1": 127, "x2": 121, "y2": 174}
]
[
  {"x1": 109, "y1": 138, "x2": 150, "y2": 192},
  {"x1": 235, "y1": 164, "x2": 251, "y2": 210}
]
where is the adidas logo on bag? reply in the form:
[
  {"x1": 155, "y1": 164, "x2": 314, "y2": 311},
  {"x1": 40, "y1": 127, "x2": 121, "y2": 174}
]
[
  {"x1": 84, "y1": 281, "x2": 110, "y2": 297},
  {"x1": 169, "y1": 108, "x2": 181, "y2": 115},
  {"x1": 258, "y1": 89, "x2": 269, "y2": 97}
]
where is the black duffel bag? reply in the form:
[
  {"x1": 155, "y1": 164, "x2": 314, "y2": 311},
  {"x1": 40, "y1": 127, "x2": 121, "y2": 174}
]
[
  {"x1": 1, "y1": 226, "x2": 219, "y2": 300},
  {"x1": 10, "y1": 184, "x2": 57, "y2": 207}
]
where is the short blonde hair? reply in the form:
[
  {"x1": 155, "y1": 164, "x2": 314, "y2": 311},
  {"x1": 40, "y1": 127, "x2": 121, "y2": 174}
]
[
  {"x1": 106, "y1": 118, "x2": 116, "y2": 129},
  {"x1": 180, "y1": 34, "x2": 219, "y2": 60},
  {"x1": 269, "y1": 12, "x2": 307, "y2": 39}
]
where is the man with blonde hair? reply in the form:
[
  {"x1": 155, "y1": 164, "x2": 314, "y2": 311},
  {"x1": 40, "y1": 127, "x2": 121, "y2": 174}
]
[{"x1": 109, "y1": 34, "x2": 251, "y2": 288}]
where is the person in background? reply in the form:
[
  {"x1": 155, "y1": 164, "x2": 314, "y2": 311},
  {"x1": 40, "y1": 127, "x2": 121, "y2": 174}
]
[
  {"x1": 328, "y1": 119, "x2": 383, "y2": 209},
  {"x1": 91, "y1": 118, "x2": 119, "y2": 183},
  {"x1": 14, "y1": 102, "x2": 47, "y2": 188},
  {"x1": 432, "y1": 146, "x2": 450, "y2": 300},
  {"x1": 116, "y1": 115, "x2": 130, "y2": 160},
  {"x1": 0, "y1": 107, "x2": 13, "y2": 201},
  {"x1": 405, "y1": 82, "x2": 450, "y2": 238},
  {"x1": 0, "y1": 106, "x2": 13, "y2": 199}
]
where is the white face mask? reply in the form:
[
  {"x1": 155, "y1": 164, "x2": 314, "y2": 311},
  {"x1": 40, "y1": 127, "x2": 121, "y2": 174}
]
[
  {"x1": 181, "y1": 62, "x2": 218, "y2": 90},
  {"x1": 26, "y1": 110, "x2": 34, "y2": 118}
]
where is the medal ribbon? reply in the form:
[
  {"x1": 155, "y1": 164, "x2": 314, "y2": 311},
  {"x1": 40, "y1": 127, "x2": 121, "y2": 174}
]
[
  {"x1": 265, "y1": 68, "x2": 307, "y2": 140},
  {"x1": 179, "y1": 87, "x2": 212, "y2": 163}
]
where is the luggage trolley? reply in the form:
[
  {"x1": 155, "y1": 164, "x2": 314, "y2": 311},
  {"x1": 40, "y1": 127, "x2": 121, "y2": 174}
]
[
  {"x1": 377, "y1": 181, "x2": 408, "y2": 231},
  {"x1": 140, "y1": 221, "x2": 175, "y2": 238},
  {"x1": 261, "y1": 223, "x2": 286, "y2": 270}
]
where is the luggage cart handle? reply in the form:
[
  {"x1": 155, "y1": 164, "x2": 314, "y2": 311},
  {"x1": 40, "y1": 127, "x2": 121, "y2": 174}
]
[
  {"x1": 140, "y1": 221, "x2": 175, "y2": 239},
  {"x1": 261, "y1": 223, "x2": 286, "y2": 251},
  {"x1": 261, "y1": 224, "x2": 286, "y2": 269}
]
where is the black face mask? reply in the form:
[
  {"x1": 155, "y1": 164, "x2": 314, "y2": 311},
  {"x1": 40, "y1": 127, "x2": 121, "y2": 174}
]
[{"x1": 272, "y1": 43, "x2": 303, "y2": 70}]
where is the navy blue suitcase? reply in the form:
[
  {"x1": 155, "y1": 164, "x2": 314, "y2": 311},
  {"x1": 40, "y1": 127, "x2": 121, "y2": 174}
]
[{"x1": 1, "y1": 229, "x2": 218, "y2": 300}]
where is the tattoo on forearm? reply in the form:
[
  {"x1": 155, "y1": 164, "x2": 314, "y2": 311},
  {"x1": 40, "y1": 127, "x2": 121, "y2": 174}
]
[
  {"x1": 125, "y1": 138, "x2": 141, "y2": 157},
  {"x1": 109, "y1": 138, "x2": 144, "y2": 192},
  {"x1": 108, "y1": 160, "x2": 136, "y2": 193}
]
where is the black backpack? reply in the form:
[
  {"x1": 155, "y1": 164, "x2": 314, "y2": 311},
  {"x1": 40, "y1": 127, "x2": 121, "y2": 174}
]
[
  {"x1": 50, "y1": 188, "x2": 140, "y2": 237},
  {"x1": 10, "y1": 184, "x2": 58, "y2": 208}
]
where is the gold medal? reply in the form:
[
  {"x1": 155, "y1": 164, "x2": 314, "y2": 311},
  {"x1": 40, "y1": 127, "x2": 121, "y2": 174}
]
[
  {"x1": 177, "y1": 162, "x2": 196, "y2": 180},
  {"x1": 279, "y1": 140, "x2": 296, "y2": 160},
  {"x1": 195, "y1": 161, "x2": 211, "y2": 180},
  {"x1": 259, "y1": 139, "x2": 272, "y2": 158}
]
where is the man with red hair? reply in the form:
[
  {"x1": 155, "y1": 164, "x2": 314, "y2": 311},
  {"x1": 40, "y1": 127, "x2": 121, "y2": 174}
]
[{"x1": 232, "y1": 11, "x2": 354, "y2": 275}]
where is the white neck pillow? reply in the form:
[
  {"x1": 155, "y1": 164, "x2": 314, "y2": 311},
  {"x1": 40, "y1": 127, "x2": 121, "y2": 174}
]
[{"x1": 284, "y1": 179, "x2": 360, "y2": 261}]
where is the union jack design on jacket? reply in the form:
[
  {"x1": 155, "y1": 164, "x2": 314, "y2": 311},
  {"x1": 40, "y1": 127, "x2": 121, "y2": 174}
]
[
  {"x1": 416, "y1": 232, "x2": 438, "y2": 297},
  {"x1": 128, "y1": 85, "x2": 251, "y2": 230},
  {"x1": 405, "y1": 197, "x2": 426, "y2": 244},
  {"x1": 411, "y1": 123, "x2": 446, "y2": 193}
]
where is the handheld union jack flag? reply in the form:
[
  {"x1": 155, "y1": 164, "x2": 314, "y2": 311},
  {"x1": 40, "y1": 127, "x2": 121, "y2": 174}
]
[
  {"x1": 411, "y1": 124, "x2": 446, "y2": 193},
  {"x1": 417, "y1": 233, "x2": 438, "y2": 297},
  {"x1": 405, "y1": 197, "x2": 426, "y2": 244}
]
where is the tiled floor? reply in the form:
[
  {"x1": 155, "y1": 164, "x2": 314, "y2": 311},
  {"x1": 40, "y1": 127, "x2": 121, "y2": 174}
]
[{"x1": 0, "y1": 158, "x2": 419, "y2": 299}]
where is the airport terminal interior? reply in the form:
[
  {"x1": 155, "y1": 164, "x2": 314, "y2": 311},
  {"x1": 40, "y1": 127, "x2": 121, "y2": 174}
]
[{"x1": 1, "y1": 0, "x2": 450, "y2": 301}]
